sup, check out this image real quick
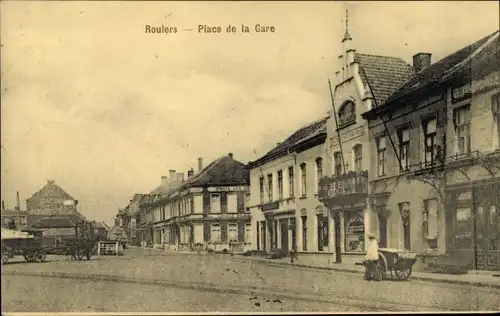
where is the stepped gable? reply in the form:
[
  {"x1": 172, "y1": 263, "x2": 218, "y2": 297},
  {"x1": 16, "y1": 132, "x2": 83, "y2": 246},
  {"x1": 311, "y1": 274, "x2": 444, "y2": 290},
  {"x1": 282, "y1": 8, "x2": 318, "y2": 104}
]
[{"x1": 354, "y1": 53, "x2": 414, "y2": 105}]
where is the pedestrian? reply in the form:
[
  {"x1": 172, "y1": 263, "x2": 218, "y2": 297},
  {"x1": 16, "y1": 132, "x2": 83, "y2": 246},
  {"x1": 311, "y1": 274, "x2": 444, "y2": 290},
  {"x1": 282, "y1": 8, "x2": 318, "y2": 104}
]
[{"x1": 364, "y1": 233, "x2": 381, "y2": 281}]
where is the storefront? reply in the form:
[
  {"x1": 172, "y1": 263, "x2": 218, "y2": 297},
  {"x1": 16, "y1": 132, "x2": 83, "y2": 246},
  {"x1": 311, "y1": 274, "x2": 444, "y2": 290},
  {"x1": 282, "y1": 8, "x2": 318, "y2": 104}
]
[
  {"x1": 319, "y1": 171, "x2": 369, "y2": 260},
  {"x1": 445, "y1": 178, "x2": 500, "y2": 271}
]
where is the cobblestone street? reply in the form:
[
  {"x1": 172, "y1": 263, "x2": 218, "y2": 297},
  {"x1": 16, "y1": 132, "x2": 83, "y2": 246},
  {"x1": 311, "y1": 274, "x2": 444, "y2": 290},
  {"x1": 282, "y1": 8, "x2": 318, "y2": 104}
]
[{"x1": 2, "y1": 248, "x2": 499, "y2": 313}]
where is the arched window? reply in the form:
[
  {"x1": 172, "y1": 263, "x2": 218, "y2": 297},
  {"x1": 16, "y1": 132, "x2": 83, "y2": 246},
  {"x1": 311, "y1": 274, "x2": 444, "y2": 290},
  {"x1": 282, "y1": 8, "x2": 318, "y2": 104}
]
[
  {"x1": 338, "y1": 101, "x2": 356, "y2": 127},
  {"x1": 300, "y1": 163, "x2": 307, "y2": 196},
  {"x1": 315, "y1": 157, "x2": 323, "y2": 192},
  {"x1": 353, "y1": 144, "x2": 362, "y2": 172}
]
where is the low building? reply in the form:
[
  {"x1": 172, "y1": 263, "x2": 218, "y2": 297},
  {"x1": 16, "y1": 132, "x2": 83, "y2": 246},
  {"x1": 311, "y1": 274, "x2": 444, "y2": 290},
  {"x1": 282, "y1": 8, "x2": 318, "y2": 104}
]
[
  {"x1": 248, "y1": 116, "x2": 328, "y2": 254},
  {"x1": 361, "y1": 30, "x2": 499, "y2": 271}
]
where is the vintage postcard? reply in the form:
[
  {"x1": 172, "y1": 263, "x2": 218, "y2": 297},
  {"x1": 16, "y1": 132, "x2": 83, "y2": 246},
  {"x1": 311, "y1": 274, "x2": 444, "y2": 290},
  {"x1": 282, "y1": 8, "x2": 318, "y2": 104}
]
[{"x1": 1, "y1": 0, "x2": 499, "y2": 314}]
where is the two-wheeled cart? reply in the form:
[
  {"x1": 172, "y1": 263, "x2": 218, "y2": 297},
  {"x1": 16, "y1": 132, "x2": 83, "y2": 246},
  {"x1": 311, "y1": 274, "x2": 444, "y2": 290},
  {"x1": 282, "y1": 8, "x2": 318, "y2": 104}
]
[{"x1": 1, "y1": 228, "x2": 47, "y2": 264}]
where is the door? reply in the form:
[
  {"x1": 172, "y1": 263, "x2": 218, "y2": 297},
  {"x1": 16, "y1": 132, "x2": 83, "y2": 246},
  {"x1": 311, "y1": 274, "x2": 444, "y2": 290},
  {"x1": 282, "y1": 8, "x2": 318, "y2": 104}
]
[
  {"x1": 280, "y1": 220, "x2": 289, "y2": 252},
  {"x1": 378, "y1": 213, "x2": 387, "y2": 248}
]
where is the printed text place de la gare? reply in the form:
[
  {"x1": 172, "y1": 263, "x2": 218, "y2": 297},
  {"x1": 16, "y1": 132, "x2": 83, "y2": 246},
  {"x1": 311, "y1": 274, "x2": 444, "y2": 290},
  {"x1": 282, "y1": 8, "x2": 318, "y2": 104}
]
[{"x1": 144, "y1": 24, "x2": 275, "y2": 34}]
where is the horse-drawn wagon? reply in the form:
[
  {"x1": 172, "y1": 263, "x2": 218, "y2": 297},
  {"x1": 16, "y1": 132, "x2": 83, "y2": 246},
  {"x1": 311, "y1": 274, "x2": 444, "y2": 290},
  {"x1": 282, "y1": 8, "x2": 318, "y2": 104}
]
[{"x1": 1, "y1": 228, "x2": 47, "y2": 264}]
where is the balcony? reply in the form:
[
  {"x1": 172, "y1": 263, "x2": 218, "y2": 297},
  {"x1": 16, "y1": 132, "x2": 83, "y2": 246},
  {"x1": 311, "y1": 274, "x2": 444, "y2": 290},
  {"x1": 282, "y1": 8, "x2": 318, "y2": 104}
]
[{"x1": 318, "y1": 171, "x2": 369, "y2": 202}]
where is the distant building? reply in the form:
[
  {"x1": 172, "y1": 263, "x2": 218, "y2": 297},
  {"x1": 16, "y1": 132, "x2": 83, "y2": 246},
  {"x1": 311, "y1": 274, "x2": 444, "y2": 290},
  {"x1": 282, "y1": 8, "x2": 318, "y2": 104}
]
[
  {"x1": 139, "y1": 154, "x2": 250, "y2": 253},
  {"x1": 1, "y1": 193, "x2": 28, "y2": 230},
  {"x1": 117, "y1": 193, "x2": 146, "y2": 245},
  {"x1": 26, "y1": 180, "x2": 85, "y2": 237}
]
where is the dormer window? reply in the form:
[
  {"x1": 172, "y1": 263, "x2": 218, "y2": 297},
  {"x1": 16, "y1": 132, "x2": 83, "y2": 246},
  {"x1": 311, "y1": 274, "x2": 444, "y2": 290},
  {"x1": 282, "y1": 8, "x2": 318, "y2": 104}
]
[{"x1": 338, "y1": 101, "x2": 356, "y2": 127}]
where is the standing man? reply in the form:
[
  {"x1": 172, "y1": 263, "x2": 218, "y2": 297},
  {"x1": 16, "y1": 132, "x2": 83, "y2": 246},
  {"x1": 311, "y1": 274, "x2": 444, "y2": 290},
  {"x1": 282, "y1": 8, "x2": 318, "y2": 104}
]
[{"x1": 364, "y1": 233, "x2": 381, "y2": 281}]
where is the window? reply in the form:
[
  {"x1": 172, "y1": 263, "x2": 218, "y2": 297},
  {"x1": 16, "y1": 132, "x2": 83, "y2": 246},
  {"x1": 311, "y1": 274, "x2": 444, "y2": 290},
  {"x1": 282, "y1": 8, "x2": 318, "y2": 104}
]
[
  {"x1": 338, "y1": 101, "x2": 356, "y2": 127},
  {"x1": 277, "y1": 170, "x2": 283, "y2": 200},
  {"x1": 423, "y1": 199, "x2": 439, "y2": 249},
  {"x1": 334, "y1": 152, "x2": 343, "y2": 175},
  {"x1": 317, "y1": 215, "x2": 328, "y2": 251},
  {"x1": 301, "y1": 215, "x2": 308, "y2": 251},
  {"x1": 210, "y1": 223, "x2": 221, "y2": 242},
  {"x1": 315, "y1": 157, "x2": 323, "y2": 192},
  {"x1": 259, "y1": 177, "x2": 264, "y2": 203},
  {"x1": 454, "y1": 208, "x2": 472, "y2": 250},
  {"x1": 227, "y1": 193, "x2": 237, "y2": 213},
  {"x1": 353, "y1": 145, "x2": 362, "y2": 172},
  {"x1": 492, "y1": 93, "x2": 500, "y2": 148},
  {"x1": 210, "y1": 194, "x2": 221, "y2": 213},
  {"x1": 397, "y1": 127, "x2": 410, "y2": 171},
  {"x1": 376, "y1": 136, "x2": 387, "y2": 176},
  {"x1": 399, "y1": 202, "x2": 411, "y2": 250},
  {"x1": 454, "y1": 105, "x2": 471, "y2": 156},
  {"x1": 228, "y1": 223, "x2": 238, "y2": 242},
  {"x1": 345, "y1": 211, "x2": 365, "y2": 252},
  {"x1": 300, "y1": 163, "x2": 307, "y2": 196},
  {"x1": 267, "y1": 174, "x2": 273, "y2": 201},
  {"x1": 245, "y1": 223, "x2": 252, "y2": 243},
  {"x1": 288, "y1": 167, "x2": 294, "y2": 197},
  {"x1": 423, "y1": 117, "x2": 437, "y2": 166}
]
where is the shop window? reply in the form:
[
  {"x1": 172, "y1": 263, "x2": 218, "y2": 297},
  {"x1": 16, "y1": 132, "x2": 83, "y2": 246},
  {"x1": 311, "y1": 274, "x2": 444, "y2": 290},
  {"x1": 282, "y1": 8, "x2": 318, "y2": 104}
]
[
  {"x1": 344, "y1": 211, "x2": 365, "y2": 252},
  {"x1": 228, "y1": 223, "x2": 238, "y2": 242},
  {"x1": 376, "y1": 136, "x2": 386, "y2": 176},
  {"x1": 334, "y1": 152, "x2": 343, "y2": 176},
  {"x1": 397, "y1": 127, "x2": 410, "y2": 171},
  {"x1": 423, "y1": 199, "x2": 439, "y2": 249},
  {"x1": 301, "y1": 215, "x2": 308, "y2": 251},
  {"x1": 353, "y1": 144, "x2": 362, "y2": 172},
  {"x1": 245, "y1": 223, "x2": 251, "y2": 243},
  {"x1": 267, "y1": 174, "x2": 273, "y2": 201},
  {"x1": 422, "y1": 116, "x2": 437, "y2": 166},
  {"x1": 454, "y1": 208, "x2": 472, "y2": 250},
  {"x1": 288, "y1": 166, "x2": 295, "y2": 198},
  {"x1": 210, "y1": 223, "x2": 221, "y2": 242},
  {"x1": 399, "y1": 202, "x2": 411, "y2": 250},
  {"x1": 277, "y1": 170, "x2": 283, "y2": 200},
  {"x1": 315, "y1": 157, "x2": 323, "y2": 193},
  {"x1": 453, "y1": 105, "x2": 471, "y2": 156},
  {"x1": 300, "y1": 163, "x2": 307, "y2": 196}
]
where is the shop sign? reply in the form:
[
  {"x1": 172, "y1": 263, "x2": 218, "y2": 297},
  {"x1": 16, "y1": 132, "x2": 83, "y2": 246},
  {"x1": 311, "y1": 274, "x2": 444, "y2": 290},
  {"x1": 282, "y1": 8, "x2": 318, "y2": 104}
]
[
  {"x1": 452, "y1": 83, "x2": 471, "y2": 104},
  {"x1": 208, "y1": 213, "x2": 249, "y2": 220},
  {"x1": 208, "y1": 186, "x2": 247, "y2": 192},
  {"x1": 261, "y1": 201, "x2": 279, "y2": 212},
  {"x1": 319, "y1": 171, "x2": 368, "y2": 200}
]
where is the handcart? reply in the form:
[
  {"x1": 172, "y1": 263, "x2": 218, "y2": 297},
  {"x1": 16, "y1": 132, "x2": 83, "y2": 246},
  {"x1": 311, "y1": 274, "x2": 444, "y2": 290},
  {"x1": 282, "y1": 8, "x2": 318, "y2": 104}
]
[{"x1": 376, "y1": 248, "x2": 418, "y2": 280}]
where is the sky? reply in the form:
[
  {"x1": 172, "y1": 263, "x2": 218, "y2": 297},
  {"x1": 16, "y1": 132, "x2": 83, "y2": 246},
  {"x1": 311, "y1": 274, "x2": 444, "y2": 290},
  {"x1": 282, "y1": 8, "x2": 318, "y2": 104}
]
[{"x1": 1, "y1": 1, "x2": 499, "y2": 226}]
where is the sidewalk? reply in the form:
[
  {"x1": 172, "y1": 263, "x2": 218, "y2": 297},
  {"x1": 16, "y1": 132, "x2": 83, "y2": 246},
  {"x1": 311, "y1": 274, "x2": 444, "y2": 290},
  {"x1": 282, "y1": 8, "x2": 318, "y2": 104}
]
[{"x1": 129, "y1": 246, "x2": 500, "y2": 289}]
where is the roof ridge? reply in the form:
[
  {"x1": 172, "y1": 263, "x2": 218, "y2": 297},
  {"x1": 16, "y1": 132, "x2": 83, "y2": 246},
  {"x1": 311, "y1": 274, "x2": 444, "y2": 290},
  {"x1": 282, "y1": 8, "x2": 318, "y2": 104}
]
[
  {"x1": 186, "y1": 156, "x2": 225, "y2": 184},
  {"x1": 356, "y1": 52, "x2": 408, "y2": 62}
]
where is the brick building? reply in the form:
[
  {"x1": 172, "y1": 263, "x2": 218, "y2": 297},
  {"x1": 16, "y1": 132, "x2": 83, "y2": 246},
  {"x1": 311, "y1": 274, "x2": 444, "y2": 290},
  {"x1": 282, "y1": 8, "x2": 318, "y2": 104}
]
[{"x1": 361, "y1": 30, "x2": 499, "y2": 271}]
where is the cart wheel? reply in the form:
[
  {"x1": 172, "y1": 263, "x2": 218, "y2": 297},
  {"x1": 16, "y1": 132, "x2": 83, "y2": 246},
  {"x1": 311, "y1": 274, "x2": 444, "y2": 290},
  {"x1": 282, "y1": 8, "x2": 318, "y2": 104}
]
[
  {"x1": 1, "y1": 253, "x2": 9, "y2": 265},
  {"x1": 395, "y1": 268, "x2": 411, "y2": 280},
  {"x1": 35, "y1": 250, "x2": 47, "y2": 263},
  {"x1": 23, "y1": 252, "x2": 34, "y2": 263}
]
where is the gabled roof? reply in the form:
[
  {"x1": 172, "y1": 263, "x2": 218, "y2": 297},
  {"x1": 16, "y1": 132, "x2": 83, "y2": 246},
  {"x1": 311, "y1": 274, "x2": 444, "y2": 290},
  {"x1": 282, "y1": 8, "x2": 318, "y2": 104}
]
[
  {"x1": 27, "y1": 180, "x2": 76, "y2": 203},
  {"x1": 354, "y1": 53, "x2": 414, "y2": 105},
  {"x1": 249, "y1": 116, "x2": 329, "y2": 168},
  {"x1": 30, "y1": 215, "x2": 80, "y2": 229},
  {"x1": 384, "y1": 30, "x2": 499, "y2": 105},
  {"x1": 183, "y1": 154, "x2": 249, "y2": 187}
]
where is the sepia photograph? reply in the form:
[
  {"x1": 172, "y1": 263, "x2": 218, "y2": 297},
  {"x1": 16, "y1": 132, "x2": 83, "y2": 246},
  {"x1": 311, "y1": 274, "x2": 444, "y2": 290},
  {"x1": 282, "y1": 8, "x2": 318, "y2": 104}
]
[{"x1": 1, "y1": 0, "x2": 499, "y2": 314}]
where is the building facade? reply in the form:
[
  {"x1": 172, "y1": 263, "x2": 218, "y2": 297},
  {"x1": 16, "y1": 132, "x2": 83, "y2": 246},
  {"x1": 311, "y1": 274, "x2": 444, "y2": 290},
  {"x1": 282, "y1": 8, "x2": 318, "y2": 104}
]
[
  {"x1": 140, "y1": 154, "x2": 251, "y2": 253},
  {"x1": 361, "y1": 30, "x2": 499, "y2": 271},
  {"x1": 248, "y1": 117, "x2": 329, "y2": 254},
  {"x1": 319, "y1": 24, "x2": 414, "y2": 263}
]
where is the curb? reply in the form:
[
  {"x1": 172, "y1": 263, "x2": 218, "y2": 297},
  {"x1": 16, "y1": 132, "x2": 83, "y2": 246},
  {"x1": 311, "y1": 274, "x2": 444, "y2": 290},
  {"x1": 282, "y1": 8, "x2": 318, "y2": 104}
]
[{"x1": 233, "y1": 257, "x2": 500, "y2": 289}]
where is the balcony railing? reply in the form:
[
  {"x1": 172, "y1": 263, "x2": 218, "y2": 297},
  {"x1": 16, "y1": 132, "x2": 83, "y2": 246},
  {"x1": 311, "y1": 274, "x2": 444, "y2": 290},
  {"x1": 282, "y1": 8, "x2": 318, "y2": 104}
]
[{"x1": 318, "y1": 171, "x2": 369, "y2": 200}]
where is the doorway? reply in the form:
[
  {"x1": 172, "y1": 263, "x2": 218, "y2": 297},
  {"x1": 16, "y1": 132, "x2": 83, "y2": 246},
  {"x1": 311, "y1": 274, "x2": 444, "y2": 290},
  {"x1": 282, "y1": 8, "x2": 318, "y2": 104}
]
[{"x1": 280, "y1": 220, "x2": 289, "y2": 252}]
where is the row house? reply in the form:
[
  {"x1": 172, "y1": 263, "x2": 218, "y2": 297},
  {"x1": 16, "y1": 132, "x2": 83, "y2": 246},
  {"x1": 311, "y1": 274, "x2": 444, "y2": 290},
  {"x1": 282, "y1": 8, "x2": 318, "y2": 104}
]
[
  {"x1": 248, "y1": 116, "x2": 329, "y2": 254},
  {"x1": 318, "y1": 22, "x2": 414, "y2": 263},
  {"x1": 140, "y1": 154, "x2": 251, "y2": 252},
  {"x1": 361, "y1": 30, "x2": 499, "y2": 271},
  {"x1": 118, "y1": 193, "x2": 146, "y2": 245}
]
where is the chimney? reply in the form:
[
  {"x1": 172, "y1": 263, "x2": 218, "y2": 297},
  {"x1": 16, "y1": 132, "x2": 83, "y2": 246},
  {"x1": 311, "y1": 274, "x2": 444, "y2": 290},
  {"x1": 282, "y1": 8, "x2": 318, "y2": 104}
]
[
  {"x1": 228, "y1": 153, "x2": 233, "y2": 158},
  {"x1": 198, "y1": 157, "x2": 203, "y2": 172},
  {"x1": 413, "y1": 53, "x2": 432, "y2": 73},
  {"x1": 1, "y1": 200, "x2": 5, "y2": 211},
  {"x1": 161, "y1": 176, "x2": 168, "y2": 185},
  {"x1": 176, "y1": 172, "x2": 184, "y2": 182},
  {"x1": 187, "y1": 168, "x2": 194, "y2": 178},
  {"x1": 168, "y1": 169, "x2": 176, "y2": 181},
  {"x1": 16, "y1": 191, "x2": 20, "y2": 210},
  {"x1": 47, "y1": 180, "x2": 55, "y2": 185}
]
